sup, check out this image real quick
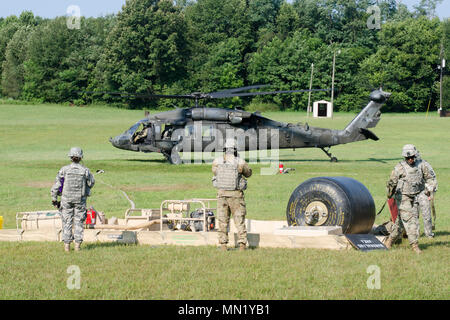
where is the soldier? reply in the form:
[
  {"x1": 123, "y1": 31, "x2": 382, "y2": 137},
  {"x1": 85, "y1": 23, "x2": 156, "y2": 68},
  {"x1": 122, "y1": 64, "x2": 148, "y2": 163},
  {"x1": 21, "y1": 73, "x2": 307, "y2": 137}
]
[
  {"x1": 416, "y1": 151, "x2": 438, "y2": 238},
  {"x1": 212, "y1": 139, "x2": 252, "y2": 251},
  {"x1": 51, "y1": 147, "x2": 95, "y2": 252},
  {"x1": 385, "y1": 144, "x2": 437, "y2": 253}
]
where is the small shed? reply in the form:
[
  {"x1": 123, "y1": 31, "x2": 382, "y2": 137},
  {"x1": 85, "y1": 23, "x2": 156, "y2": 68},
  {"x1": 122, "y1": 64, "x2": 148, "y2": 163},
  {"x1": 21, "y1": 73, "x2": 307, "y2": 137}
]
[{"x1": 313, "y1": 100, "x2": 333, "y2": 118}]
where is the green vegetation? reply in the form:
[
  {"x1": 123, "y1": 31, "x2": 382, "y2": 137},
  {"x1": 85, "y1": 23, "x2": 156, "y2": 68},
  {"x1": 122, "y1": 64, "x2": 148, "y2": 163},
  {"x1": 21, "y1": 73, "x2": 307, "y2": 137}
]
[
  {"x1": 0, "y1": 1, "x2": 448, "y2": 111},
  {"x1": 0, "y1": 103, "x2": 448, "y2": 299}
]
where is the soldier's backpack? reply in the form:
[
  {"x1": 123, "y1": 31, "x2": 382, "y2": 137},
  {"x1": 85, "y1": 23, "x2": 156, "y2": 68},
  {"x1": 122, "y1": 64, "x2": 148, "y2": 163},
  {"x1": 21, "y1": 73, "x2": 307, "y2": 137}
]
[
  {"x1": 63, "y1": 166, "x2": 89, "y2": 200},
  {"x1": 215, "y1": 162, "x2": 239, "y2": 190}
]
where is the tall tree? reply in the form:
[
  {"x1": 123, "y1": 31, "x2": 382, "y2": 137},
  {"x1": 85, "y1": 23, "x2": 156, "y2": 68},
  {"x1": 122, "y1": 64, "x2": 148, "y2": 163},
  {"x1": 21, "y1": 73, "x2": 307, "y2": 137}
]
[
  {"x1": 248, "y1": 30, "x2": 332, "y2": 110},
  {"x1": 275, "y1": 1, "x2": 300, "y2": 40},
  {"x1": 248, "y1": 0, "x2": 283, "y2": 41},
  {"x1": 196, "y1": 38, "x2": 245, "y2": 107},
  {"x1": 22, "y1": 17, "x2": 84, "y2": 102},
  {"x1": 0, "y1": 16, "x2": 21, "y2": 93},
  {"x1": 442, "y1": 18, "x2": 449, "y2": 110},
  {"x1": 413, "y1": 0, "x2": 443, "y2": 18},
  {"x1": 292, "y1": 0, "x2": 378, "y2": 47},
  {"x1": 185, "y1": 0, "x2": 252, "y2": 92},
  {"x1": 359, "y1": 17, "x2": 442, "y2": 112},
  {"x1": 96, "y1": 0, "x2": 189, "y2": 107},
  {"x1": 0, "y1": 12, "x2": 40, "y2": 96},
  {"x1": 1, "y1": 25, "x2": 34, "y2": 98}
]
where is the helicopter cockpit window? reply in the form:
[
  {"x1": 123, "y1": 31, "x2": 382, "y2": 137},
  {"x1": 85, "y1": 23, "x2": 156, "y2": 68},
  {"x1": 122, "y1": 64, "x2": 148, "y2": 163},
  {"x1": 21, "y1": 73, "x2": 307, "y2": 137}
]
[
  {"x1": 162, "y1": 124, "x2": 173, "y2": 139},
  {"x1": 126, "y1": 119, "x2": 148, "y2": 134},
  {"x1": 132, "y1": 122, "x2": 151, "y2": 144}
]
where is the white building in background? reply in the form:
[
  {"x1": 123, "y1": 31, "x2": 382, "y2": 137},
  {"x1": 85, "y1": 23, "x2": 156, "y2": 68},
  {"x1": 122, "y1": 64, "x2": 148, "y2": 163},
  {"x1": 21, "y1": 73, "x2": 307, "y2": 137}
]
[{"x1": 313, "y1": 100, "x2": 333, "y2": 118}]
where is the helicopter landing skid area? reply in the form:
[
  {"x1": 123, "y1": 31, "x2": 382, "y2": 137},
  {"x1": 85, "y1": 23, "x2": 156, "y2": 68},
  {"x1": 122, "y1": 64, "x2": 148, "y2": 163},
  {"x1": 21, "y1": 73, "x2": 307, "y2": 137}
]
[
  {"x1": 0, "y1": 199, "x2": 386, "y2": 251},
  {"x1": 320, "y1": 147, "x2": 338, "y2": 162}
]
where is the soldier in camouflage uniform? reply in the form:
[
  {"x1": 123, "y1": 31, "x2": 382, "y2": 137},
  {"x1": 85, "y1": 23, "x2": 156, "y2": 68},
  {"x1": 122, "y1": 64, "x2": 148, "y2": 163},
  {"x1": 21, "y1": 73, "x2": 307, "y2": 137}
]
[
  {"x1": 385, "y1": 144, "x2": 437, "y2": 253},
  {"x1": 51, "y1": 147, "x2": 95, "y2": 252},
  {"x1": 416, "y1": 151, "x2": 437, "y2": 238},
  {"x1": 212, "y1": 139, "x2": 252, "y2": 251}
]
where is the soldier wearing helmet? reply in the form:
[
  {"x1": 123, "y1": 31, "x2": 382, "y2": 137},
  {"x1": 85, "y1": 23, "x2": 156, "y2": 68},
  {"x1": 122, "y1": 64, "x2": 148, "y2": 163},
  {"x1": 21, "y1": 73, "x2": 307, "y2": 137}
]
[
  {"x1": 212, "y1": 139, "x2": 252, "y2": 251},
  {"x1": 415, "y1": 150, "x2": 438, "y2": 238},
  {"x1": 51, "y1": 147, "x2": 95, "y2": 252},
  {"x1": 385, "y1": 144, "x2": 437, "y2": 253}
]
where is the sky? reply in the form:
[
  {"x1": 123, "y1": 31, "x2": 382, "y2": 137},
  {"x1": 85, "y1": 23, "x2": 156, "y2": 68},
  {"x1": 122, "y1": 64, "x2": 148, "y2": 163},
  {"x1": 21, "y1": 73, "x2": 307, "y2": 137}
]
[{"x1": 0, "y1": 0, "x2": 448, "y2": 20}]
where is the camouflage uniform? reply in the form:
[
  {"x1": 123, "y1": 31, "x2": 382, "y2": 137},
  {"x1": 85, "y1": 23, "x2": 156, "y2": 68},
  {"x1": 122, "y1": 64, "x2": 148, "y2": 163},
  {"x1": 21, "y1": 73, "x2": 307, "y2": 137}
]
[
  {"x1": 416, "y1": 158, "x2": 437, "y2": 237},
  {"x1": 386, "y1": 153, "x2": 436, "y2": 246},
  {"x1": 212, "y1": 152, "x2": 252, "y2": 247},
  {"x1": 51, "y1": 149, "x2": 95, "y2": 245}
]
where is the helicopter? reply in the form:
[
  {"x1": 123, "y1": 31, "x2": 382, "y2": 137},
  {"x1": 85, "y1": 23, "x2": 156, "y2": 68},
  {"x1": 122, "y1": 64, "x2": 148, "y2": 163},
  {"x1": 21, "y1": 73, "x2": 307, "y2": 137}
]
[{"x1": 108, "y1": 85, "x2": 391, "y2": 164}]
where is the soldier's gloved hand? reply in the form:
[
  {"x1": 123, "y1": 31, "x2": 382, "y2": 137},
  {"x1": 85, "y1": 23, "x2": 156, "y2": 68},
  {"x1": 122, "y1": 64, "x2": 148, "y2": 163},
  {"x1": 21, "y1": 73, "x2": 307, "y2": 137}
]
[{"x1": 52, "y1": 200, "x2": 59, "y2": 208}]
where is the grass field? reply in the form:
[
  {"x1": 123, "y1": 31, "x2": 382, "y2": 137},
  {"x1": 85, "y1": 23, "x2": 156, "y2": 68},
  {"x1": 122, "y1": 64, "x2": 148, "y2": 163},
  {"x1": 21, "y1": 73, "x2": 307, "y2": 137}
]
[{"x1": 0, "y1": 102, "x2": 449, "y2": 300}]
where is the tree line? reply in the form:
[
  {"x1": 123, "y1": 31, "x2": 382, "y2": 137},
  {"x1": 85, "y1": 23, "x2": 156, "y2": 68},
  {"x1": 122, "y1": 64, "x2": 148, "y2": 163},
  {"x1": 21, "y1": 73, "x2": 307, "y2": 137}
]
[{"x1": 0, "y1": 0, "x2": 448, "y2": 112}]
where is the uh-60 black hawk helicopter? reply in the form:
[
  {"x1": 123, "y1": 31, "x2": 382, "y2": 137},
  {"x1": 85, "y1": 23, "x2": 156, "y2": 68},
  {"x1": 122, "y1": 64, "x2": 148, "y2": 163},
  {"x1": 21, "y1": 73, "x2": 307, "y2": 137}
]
[{"x1": 108, "y1": 85, "x2": 391, "y2": 164}]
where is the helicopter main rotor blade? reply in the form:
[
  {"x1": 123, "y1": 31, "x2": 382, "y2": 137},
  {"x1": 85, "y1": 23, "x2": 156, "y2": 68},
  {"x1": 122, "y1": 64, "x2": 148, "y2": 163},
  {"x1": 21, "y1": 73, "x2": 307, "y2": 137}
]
[
  {"x1": 77, "y1": 86, "x2": 333, "y2": 101},
  {"x1": 77, "y1": 91, "x2": 197, "y2": 99},
  {"x1": 210, "y1": 84, "x2": 271, "y2": 96},
  {"x1": 210, "y1": 88, "x2": 332, "y2": 99}
]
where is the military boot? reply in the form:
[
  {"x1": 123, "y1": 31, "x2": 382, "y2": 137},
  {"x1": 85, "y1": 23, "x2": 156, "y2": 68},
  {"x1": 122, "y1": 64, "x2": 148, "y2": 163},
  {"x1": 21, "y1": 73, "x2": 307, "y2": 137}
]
[
  {"x1": 239, "y1": 243, "x2": 246, "y2": 251},
  {"x1": 64, "y1": 243, "x2": 71, "y2": 252},
  {"x1": 74, "y1": 242, "x2": 81, "y2": 251},
  {"x1": 384, "y1": 237, "x2": 393, "y2": 249},
  {"x1": 411, "y1": 242, "x2": 422, "y2": 254}
]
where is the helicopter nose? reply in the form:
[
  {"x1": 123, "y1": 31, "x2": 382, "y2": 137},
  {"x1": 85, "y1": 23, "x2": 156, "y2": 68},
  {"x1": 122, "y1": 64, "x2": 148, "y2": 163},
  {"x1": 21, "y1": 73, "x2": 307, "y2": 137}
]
[{"x1": 110, "y1": 134, "x2": 131, "y2": 149}]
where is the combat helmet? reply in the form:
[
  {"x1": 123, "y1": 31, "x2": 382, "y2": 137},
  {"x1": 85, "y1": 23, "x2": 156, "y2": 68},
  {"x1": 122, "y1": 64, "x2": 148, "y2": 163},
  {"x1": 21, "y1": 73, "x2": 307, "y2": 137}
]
[
  {"x1": 402, "y1": 144, "x2": 417, "y2": 158},
  {"x1": 68, "y1": 147, "x2": 83, "y2": 159},
  {"x1": 223, "y1": 139, "x2": 237, "y2": 152}
]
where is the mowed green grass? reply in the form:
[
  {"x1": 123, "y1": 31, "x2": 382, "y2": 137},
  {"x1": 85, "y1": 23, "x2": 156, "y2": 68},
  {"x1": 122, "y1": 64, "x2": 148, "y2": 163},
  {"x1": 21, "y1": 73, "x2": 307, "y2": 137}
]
[{"x1": 0, "y1": 102, "x2": 449, "y2": 300}]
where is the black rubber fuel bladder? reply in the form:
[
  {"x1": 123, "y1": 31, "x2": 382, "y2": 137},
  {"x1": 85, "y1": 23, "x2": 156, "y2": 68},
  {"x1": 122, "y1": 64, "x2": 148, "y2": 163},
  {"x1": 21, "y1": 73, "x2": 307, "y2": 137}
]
[{"x1": 286, "y1": 177, "x2": 375, "y2": 234}]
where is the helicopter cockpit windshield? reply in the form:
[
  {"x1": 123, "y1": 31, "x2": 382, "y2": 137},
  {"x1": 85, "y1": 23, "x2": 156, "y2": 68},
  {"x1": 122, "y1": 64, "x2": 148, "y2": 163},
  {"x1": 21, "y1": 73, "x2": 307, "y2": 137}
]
[{"x1": 126, "y1": 119, "x2": 148, "y2": 136}]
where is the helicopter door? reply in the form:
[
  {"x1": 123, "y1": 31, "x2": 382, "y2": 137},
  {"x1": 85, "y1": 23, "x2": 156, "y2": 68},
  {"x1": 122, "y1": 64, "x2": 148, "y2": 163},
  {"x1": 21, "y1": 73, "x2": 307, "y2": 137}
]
[{"x1": 145, "y1": 123, "x2": 157, "y2": 147}]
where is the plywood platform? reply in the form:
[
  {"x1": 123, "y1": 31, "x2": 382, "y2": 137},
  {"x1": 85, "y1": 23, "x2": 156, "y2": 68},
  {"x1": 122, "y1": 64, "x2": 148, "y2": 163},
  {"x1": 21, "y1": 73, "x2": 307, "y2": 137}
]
[
  {"x1": 0, "y1": 211, "x2": 386, "y2": 250},
  {"x1": 0, "y1": 228, "x2": 353, "y2": 250}
]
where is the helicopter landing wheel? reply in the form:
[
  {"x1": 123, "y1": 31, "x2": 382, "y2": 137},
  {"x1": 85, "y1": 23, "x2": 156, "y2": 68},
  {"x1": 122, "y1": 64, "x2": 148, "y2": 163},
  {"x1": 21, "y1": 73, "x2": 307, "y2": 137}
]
[
  {"x1": 320, "y1": 147, "x2": 338, "y2": 162},
  {"x1": 167, "y1": 152, "x2": 182, "y2": 165},
  {"x1": 166, "y1": 143, "x2": 183, "y2": 165}
]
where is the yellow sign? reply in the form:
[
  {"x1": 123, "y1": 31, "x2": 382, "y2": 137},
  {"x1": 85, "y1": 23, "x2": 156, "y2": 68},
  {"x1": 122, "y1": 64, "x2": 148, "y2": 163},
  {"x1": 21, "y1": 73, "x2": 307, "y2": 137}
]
[{"x1": 0, "y1": 216, "x2": 3, "y2": 229}]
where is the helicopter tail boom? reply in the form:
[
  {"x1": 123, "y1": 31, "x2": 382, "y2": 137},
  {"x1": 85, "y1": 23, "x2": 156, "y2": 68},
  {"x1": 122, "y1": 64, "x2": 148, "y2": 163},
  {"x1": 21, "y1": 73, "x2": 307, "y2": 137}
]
[{"x1": 338, "y1": 89, "x2": 390, "y2": 144}]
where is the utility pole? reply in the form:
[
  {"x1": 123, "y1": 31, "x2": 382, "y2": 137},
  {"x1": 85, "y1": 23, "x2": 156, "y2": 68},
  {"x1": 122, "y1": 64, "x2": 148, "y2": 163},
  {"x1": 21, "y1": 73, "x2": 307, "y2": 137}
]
[
  {"x1": 439, "y1": 43, "x2": 444, "y2": 113},
  {"x1": 307, "y1": 63, "x2": 314, "y2": 118},
  {"x1": 331, "y1": 50, "x2": 340, "y2": 109}
]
